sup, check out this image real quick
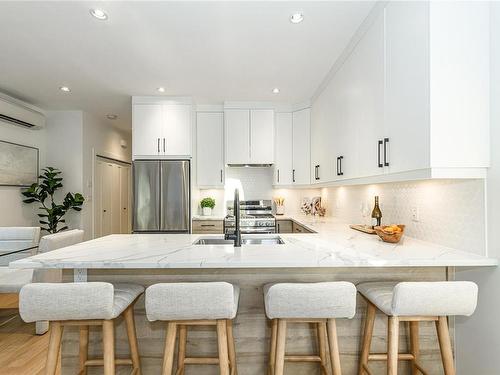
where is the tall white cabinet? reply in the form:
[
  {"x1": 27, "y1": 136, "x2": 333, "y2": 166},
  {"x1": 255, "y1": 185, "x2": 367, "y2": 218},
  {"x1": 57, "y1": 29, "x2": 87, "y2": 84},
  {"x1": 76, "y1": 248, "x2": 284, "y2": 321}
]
[
  {"x1": 274, "y1": 108, "x2": 310, "y2": 186},
  {"x1": 196, "y1": 112, "x2": 224, "y2": 187},
  {"x1": 225, "y1": 109, "x2": 274, "y2": 165},
  {"x1": 132, "y1": 97, "x2": 192, "y2": 159}
]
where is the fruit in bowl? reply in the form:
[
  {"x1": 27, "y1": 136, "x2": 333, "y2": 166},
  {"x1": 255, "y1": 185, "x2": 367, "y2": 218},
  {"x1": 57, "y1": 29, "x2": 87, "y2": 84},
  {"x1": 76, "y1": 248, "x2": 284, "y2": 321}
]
[{"x1": 374, "y1": 224, "x2": 405, "y2": 243}]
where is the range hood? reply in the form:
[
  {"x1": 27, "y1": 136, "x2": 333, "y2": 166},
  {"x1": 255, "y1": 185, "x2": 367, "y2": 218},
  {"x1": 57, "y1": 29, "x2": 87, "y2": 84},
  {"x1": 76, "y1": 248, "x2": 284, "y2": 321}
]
[{"x1": 226, "y1": 164, "x2": 273, "y2": 168}]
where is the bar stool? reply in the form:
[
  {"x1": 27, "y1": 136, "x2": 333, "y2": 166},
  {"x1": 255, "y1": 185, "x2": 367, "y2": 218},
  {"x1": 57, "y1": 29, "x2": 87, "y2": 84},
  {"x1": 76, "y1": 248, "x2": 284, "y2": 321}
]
[
  {"x1": 357, "y1": 281, "x2": 478, "y2": 375},
  {"x1": 145, "y1": 282, "x2": 239, "y2": 375},
  {"x1": 19, "y1": 282, "x2": 144, "y2": 375},
  {"x1": 264, "y1": 282, "x2": 357, "y2": 375}
]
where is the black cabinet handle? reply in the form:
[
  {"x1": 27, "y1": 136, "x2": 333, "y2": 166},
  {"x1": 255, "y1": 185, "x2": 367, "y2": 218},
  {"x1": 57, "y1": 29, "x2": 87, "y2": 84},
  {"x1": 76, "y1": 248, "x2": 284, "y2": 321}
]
[
  {"x1": 277, "y1": 223, "x2": 280, "y2": 232},
  {"x1": 336, "y1": 157, "x2": 339, "y2": 176},
  {"x1": 163, "y1": 138, "x2": 166, "y2": 153},
  {"x1": 384, "y1": 138, "x2": 389, "y2": 167},
  {"x1": 316, "y1": 165, "x2": 320, "y2": 180},
  {"x1": 157, "y1": 138, "x2": 160, "y2": 153},
  {"x1": 220, "y1": 169, "x2": 223, "y2": 183},
  {"x1": 292, "y1": 169, "x2": 296, "y2": 183},
  {"x1": 339, "y1": 156, "x2": 344, "y2": 176},
  {"x1": 378, "y1": 140, "x2": 383, "y2": 168},
  {"x1": 277, "y1": 169, "x2": 280, "y2": 183}
]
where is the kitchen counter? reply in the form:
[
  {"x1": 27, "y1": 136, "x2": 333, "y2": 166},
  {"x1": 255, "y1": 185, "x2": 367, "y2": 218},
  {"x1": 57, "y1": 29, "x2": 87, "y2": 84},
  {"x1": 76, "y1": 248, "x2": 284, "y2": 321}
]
[
  {"x1": 192, "y1": 215, "x2": 225, "y2": 221},
  {"x1": 10, "y1": 217, "x2": 497, "y2": 270}
]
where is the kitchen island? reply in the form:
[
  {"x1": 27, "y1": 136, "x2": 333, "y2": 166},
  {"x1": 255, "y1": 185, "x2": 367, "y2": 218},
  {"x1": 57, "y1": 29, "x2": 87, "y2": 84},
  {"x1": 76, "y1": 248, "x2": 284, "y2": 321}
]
[{"x1": 11, "y1": 218, "x2": 497, "y2": 375}]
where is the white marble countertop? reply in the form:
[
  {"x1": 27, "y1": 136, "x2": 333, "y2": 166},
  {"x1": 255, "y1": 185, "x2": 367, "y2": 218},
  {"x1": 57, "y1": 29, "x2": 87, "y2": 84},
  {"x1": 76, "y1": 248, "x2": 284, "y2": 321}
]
[{"x1": 10, "y1": 217, "x2": 497, "y2": 269}]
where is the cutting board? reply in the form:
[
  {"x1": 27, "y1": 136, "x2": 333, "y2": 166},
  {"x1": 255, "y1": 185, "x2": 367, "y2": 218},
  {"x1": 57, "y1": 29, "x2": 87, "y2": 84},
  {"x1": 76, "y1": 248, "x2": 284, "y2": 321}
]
[{"x1": 349, "y1": 224, "x2": 377, "y2": 235}]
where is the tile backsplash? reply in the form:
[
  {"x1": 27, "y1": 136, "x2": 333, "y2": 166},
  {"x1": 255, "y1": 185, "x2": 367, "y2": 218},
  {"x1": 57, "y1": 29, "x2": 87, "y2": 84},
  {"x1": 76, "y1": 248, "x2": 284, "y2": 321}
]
[{"x1": 321, "y1": 179, "x2": 486, "y2": 255}]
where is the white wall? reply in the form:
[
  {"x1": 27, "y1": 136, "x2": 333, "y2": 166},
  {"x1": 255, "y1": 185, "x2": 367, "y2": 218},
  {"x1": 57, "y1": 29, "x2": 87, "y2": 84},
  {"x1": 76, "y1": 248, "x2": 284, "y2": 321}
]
[
  {"x1": 455, "y1": 4, "x2": 500, "y2": 373},
  {"x1": 0, "y1": 120, "x2": 46, "y2": 226}
]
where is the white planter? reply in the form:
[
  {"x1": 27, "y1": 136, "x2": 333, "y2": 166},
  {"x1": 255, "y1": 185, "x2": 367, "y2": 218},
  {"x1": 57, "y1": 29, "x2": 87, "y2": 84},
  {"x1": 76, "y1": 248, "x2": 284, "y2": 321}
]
[{"x1": 202, "y1": 207, "x2": 212, "y2": 216}]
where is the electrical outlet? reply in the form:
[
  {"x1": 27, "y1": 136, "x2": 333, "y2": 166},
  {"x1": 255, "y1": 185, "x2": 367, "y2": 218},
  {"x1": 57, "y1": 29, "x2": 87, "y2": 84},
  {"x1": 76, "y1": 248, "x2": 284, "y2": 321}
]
[{"x1": 411, "y1": 206, "x2": 420, "y2": 222}]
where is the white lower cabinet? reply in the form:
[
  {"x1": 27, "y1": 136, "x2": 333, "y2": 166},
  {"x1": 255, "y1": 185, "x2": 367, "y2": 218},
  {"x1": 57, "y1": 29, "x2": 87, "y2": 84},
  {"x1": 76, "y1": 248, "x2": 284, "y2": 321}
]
[{"x1": 196, "y1": 112, "x2": 224, "y2": 187}]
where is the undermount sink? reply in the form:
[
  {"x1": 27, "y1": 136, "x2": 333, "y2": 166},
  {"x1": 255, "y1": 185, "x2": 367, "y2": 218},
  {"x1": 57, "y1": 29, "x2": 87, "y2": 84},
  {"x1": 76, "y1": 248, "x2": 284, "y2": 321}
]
[{"x1": 194, "y1": 236, "x2": 284, "y2": 245}]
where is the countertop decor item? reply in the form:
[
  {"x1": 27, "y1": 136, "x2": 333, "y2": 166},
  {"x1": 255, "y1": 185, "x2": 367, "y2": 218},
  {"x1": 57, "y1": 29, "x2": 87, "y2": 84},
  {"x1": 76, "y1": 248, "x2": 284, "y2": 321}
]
[
  {"x1": 374, "y1": 224, "x2": 405, "y2": 243},
  {"x1": 274, "y1": 197, "x2": 285, "y2": 215},
  {"x1": 200, "y1": 197, "x2": 216, "y2": 216},
  {"x1": 21, "y1": 166, "x2": 85, "y2": 233}
]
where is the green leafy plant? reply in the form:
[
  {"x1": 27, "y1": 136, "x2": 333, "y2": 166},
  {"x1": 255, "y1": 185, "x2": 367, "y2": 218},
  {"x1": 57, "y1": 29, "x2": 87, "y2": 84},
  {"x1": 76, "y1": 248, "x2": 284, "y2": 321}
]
[
  {"x1": 21, "y1": 167, "x2": 85, "y2": 233},
  {"x1": 200, "y1": 197, "x2": 216, "y2": 209}
]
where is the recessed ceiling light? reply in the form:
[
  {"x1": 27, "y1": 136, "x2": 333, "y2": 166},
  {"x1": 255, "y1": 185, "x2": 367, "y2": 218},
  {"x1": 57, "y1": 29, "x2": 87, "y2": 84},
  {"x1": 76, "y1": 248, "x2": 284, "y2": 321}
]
[
  {"x1": 106, "y1": 114, "x2": 118, "y2": 120},
  {"x1": 272, "y1": 88, "x2": 280, "y2": 94},
  {"x1": 290, "y1": 13, "x2": 304, "y2": 24},
  {"x1": 90, "y1": 8, "x2": 108, "y2": 20},
  {"x1": 59, "y1": 86, "x2": 71, "y2": 92},
  {"x1": 157, "y1": 87, "x2": 165, "y2": 93}
]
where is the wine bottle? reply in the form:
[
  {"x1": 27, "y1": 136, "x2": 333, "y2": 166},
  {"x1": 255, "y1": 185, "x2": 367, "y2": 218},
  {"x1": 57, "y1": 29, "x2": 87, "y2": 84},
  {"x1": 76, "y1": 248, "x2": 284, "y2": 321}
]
[{"x1": 371, "y1": 196, "x2": 382, "y2": 228}]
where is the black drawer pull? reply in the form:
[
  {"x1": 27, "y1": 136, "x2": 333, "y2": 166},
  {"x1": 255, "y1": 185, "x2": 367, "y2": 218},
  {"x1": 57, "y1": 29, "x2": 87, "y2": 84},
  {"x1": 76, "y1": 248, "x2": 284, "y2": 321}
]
[
  {"x1": 378, "y1": 140, "x2": 383, "y2": 168},
  {"x1": 384, "y1": 138, "x2": 389, "y2": 167}
]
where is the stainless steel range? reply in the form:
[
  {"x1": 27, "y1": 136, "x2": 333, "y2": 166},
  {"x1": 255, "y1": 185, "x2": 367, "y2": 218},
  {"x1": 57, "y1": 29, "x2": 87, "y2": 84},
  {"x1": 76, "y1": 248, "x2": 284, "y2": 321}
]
[{"x1": 224, "y1": 200, "x2": 276, "y2": 234}]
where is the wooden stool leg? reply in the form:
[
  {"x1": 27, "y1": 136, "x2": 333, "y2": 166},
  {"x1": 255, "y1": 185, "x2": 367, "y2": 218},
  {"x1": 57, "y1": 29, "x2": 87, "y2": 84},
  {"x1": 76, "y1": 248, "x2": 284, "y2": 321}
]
[
  {"x1": 275, "y1": 319, "x2": 287, "y2": 375},
  {"x1": 387, "y1": 316, "x2": 399, "y2": 375},
  {"x1": 268, "y1": 319, "x2": 278, "y2": 375},
  {"x1": 124, "y1": 306, "x2": 142, "y2": 375},
  {"x1": 102, "y1": 320, "x2": 115, "y2": 375},
  {"x1": 226, "y1": 320, "x2": 238, "y2": 375},
  {"x1": 327, "y1": 318, "x2": 342, "y2": 375},
  {"x1": 177, "y1": 325, "x2": 187, "y2": 375},
  {"x1": 359, "y1": 302, "x2": 376, "y2": 375},
  {"x1": 45, "y1": 322, "x2": 63, "y2": 375},
  {"x1": 162, "y1": 322, "x2": 177, "y2": 375},
  {"x1": 216, "y1": 319, "x2": 230, "y2": 375},
  {"x1": 409, "y1": 321, "x2": 420, "y2": 375},
  {"x1": 317, "y1": 322, "x2": 328, "y2": 375},
  {"x1": 79, "y1": 325, "x2": 89, "y2": 375},
  {"x1": 436, "y1": 316, "x2": 455, "y2": 375}
]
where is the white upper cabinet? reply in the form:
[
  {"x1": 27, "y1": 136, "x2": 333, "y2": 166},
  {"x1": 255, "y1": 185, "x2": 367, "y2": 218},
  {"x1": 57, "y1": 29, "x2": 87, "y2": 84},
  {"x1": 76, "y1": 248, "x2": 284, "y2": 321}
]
[
  {"x1": 274, "y1": 113, "x2": 293, "y2": 185},
  {"x1": 132, "y1": 98, "x2": 192, "y2": 159},
  {"x1": 225, "y1": 109, "x2": 250, "y2": 164},
  {"x1": 163, "y1": 104, "x2": 192, "y2": 157},
  {"x1": 225, "y1": 109, "x2": 274, "y2": 165},
  {"x1": 132, "y1": 104, "x2": 163, "y2": 157},
  {"x1": 250, "y1": 110, "x2": 274, "y2": 164},
  {"x1": 196, "y1": 112, "x2": 224, "y2": 187},
  {"x1": 292, "y1": 108, "x2": 310, "y2": 185},
  {"x1": 310, "y1": 1, "x2": 489, "y2": 185}
]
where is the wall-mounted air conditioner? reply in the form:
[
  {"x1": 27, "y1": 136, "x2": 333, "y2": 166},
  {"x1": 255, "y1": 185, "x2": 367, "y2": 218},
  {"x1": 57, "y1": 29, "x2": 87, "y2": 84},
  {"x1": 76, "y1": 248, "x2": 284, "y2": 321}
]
[{"x1": 0, "y1": 96, "x2": 45, "y2": 129}]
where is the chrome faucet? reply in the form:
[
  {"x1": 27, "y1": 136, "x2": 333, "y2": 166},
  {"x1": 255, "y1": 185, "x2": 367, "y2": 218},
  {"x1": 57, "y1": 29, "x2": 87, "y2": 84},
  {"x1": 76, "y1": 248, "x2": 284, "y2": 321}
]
[{"x1": 225, "y1": 188, "x2": 242, "y2": 247}]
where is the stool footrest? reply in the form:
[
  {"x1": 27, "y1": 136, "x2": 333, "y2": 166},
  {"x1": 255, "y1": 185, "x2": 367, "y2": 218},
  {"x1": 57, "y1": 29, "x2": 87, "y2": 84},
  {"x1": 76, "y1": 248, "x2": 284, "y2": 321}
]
[
  {"x1": 85, "y1": 358, "x2": 133, "y2": 366},
  {"x1": 184, "y1": 356, "x2": 220, "y2": 365},
  {"x1": 285, "y1": 355, "x2": 322, "y2": 362},
  {"x1": 368, "y1": 353, "x2": 415, "y2": 361}
]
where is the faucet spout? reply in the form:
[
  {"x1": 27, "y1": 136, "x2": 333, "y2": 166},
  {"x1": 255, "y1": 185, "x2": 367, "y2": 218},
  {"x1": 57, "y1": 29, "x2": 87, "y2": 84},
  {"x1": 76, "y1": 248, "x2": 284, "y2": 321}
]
[{"x1": 233, "y1": 188, "x2": 241, "y2": 247}]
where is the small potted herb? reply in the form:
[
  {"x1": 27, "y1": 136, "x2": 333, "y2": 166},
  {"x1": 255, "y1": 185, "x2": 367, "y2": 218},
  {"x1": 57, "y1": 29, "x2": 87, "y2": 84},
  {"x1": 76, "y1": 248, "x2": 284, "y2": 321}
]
[{"x1": 200, "y1": 197, "x2": 216, "y2": 216}]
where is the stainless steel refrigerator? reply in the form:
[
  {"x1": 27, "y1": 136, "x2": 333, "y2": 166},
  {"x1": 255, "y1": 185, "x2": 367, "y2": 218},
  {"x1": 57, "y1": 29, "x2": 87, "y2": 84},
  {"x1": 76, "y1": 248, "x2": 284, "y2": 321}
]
[{"x1": 133, "y1": 160, "x2": 191, "y2": 233}]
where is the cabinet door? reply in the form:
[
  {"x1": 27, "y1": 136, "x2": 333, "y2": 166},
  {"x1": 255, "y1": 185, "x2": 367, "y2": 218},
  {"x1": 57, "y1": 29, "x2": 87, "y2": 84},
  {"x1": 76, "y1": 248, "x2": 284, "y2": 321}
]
[
  {"x1": 250, "y1": 109, "x2": 274, "y2": 164},
  {"x1": 197, "y1": 112, "x2": 224, "y2": 187},
  {"x1": 119, "y1": 165, "x2": 131, "y2": 234},
  {"x1": 132, "y1": 104, "x2": 162, "y2": 157},
  {"x1": 292, "y1": 108, "x2": 311, "y2": 184},
  {"x1": 162, "y1": 104, "x2": 192, "y2": 156},
  {"x1": 225, "y1": 109, "x2": 250, "y2": 164},
  {"x1": 353, "y1": 11, "x2": 385, "y2": 178},
  {"x1": 385, "y1": 2, "x2": 430, "y2": 173},
  {"x1": 274, "y1": 113, "x2": 293, "y2": 185}
]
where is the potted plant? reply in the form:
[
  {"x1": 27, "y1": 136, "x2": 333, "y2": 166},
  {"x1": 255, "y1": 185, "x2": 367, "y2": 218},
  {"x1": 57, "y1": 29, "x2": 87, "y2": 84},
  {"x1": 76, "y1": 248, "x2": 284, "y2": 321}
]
[
  {"x1": 200, "y1": 197, "x2": 215, "y2": 216},
  {"x1": 21, "y1": 167, "x2": 85, "y2": 233}
]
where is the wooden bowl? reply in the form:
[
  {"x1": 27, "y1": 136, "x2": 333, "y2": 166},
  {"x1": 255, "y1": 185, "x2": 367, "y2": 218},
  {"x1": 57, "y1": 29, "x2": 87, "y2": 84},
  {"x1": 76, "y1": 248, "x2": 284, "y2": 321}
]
[{"x1": 374, "y1": 225, "x2": 405, "y2": 243}]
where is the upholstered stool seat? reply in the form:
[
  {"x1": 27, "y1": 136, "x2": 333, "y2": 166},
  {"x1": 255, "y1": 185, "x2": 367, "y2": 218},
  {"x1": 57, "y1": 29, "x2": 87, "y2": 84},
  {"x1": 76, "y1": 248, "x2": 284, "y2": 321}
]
[
  {"x1": 19, "y1": 282, "x2": 144, "y2": 375},
  {"x1": 357, "y1": 281, "x2": 478, "y2": 375},
  {"x1": 145, "y1": 282, "x2": 240, "y2": 375},
  {"x1": 264, "y1": 282, "x2": 357, "y2": 375}
]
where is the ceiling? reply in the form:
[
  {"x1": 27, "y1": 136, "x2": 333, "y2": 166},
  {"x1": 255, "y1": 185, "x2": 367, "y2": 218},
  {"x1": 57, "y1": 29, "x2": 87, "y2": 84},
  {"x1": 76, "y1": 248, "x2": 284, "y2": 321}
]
[{"x1": 0, "y1": 1, "x2": 374, "y2": 131}]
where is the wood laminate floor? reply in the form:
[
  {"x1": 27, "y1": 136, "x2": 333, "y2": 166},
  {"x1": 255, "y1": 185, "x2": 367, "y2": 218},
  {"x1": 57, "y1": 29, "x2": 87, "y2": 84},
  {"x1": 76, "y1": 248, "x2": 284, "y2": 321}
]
[{"x1": 0, "y1": 310, "x2": 50, "y2": 375}]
